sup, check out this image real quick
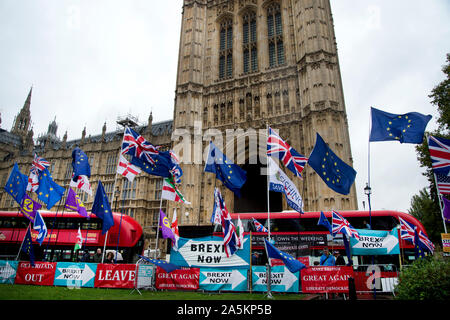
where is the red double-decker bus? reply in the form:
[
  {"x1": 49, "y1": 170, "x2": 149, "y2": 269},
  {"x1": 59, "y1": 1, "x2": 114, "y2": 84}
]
[
  {"x1": 228, "y1": 210, "x2": 428, "y2": 267},
  {"x1": 0, "y1": 211, "x2": 144, "y2": 263}
]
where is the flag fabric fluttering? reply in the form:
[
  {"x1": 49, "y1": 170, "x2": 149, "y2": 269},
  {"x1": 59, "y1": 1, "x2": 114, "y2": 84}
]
[
  {"x1": 399, "y1": 217, "x2": 416, "y2": 245},
  {"x1": 267, "y1": 127, "x2": 308, "y2": 178},
  {"x1": 70, "y1": 174, "x2": 92, "y2": 196},
  {"x1": 236, "y1": 215, "x2": 244, "y2": 249},
  {"x1": 117, "y1": 154, "x2": 141, "y2": 182},
  {"x1": 252, "y1": 217, "x2": 268, "y2": 233},
  {"x1": 91, "y1": 181, "x2": 114, "y2": 235},
  {"x1": 332, "y1": 210, "x2": 360, "y2": 240},
  {"x1": 72, "y1": 147, "x2": 91, "y2": 182},
  {"x1": 307, "y1": 133, "x2": 356, "y2": 195},
  {"x1": 22, "y1": 227, "x2": 35, "y2": 267},
  {"x1": 211, "y1": 187, "x2": 224, "y2": 225},
  {"x1": 27, "y1": 154, "x2": 50, "y2": 192},
  {"x1": 65, "y1": 188, "x2": 89, "y2": 218},
  {"x1": 131, "y1": 150, "x2": 182, "y2": 181},
  {"x1": 171, "y1": 209, "x2": 180, "y2": 251},
  {"x1": 268, "y1": 157, "x2": 304, "y2": 213},
  {"x1": 442, "y1": 196, "x2": 450, "y2": 222},
  {"x1": 204, "y1": 141, "x2": 247, "y2": 197},
  {"x1": 4, "y1": 163, "x2": 28, "y2": 205},
  {"x1": 159, "y1": 210, "x2": 176, "y2": 242},
  {"x1": 369, "y1": 107, "x2": 432, "y2": 144},
  {"x1": 418, "y1": 229, "x2": 435, "y2": 254},
  {"x1": 161, "y1": 177, "x2": 191, "y2": 204},
  {"x1": 74, "y1": 227, "x2": 83, "y2": 252},
  {"x1": 33, "y1": 211, "x2": 48, "y2": 246},
  {"x1": 138, "y1": 255, "x2": 181, "y2": 273},
  {"x1": 20, "y1": 194, "x2": 42, "y2": 223},
  {"x1": 36, "y1": 168, "x2": 65, "y2": 210},
  {"x1": 436, "y1": 173, "x2": 450, "y2": 195},
  {"x1": 264, "y1": 239, "x2": 306, "y2": 273},
  {"x1": 428, "y1": 135, "x2": 450, "y2": 177},
  {"x1": 317, "y1": 211, "x2": 332, "y2": 234},
  {"x1": 122, "y1": 126, "x2": 159, "y2": 165}
]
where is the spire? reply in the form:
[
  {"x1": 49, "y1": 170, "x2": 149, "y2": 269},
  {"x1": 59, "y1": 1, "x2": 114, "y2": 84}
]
[
  {"x1": 11, "y1": 86, "x2": 33, "y2": 136},
  {"x1": 24, "y1": 86, "x2": 32, "y2": 112}
]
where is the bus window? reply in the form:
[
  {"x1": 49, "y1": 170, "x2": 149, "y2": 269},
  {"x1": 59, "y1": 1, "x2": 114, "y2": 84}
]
[{"x1": 270, "y1": 218, "x2": 302, "y2": 232}]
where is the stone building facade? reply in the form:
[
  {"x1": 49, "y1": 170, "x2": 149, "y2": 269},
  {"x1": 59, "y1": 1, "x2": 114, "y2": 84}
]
[{"x1": 1, "y1": 0, "x2": 357, "y2": 243}]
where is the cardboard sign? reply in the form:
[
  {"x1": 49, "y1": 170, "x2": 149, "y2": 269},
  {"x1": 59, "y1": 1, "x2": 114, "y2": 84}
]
[
  {"x1": 301, "y1": 266, "x2": 354, "y2": 293},
  {"x1": 155, "y1": 267, "x2": 199, "y2": 290},
  {"x1": 94, "y1": 264, "x2": 137, "y2": 289},
  {"x1": 15, "y1": 261, "x2": 57, "y2": 286},
  {"x1": 54, "y1": 262, "x2": 97, "y2": 288},
  {"x1": 170, "y1": 235, "x2": 250, "y2": 268},
  {"x1": 252, "y1": 266, "x2": 299, "y2": 293},
  {"x1": 199, "y1": 268, "x2": 247, "y2": 291}
]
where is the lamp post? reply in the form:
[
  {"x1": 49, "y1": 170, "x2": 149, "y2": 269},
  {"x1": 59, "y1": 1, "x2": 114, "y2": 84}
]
[{"x1": 364, "y1": 183, "x2": 376, "y2": 299}]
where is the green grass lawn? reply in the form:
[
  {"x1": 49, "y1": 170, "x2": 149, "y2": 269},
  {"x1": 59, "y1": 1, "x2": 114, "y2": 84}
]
[{"x1": 0, "y1": 284, "x2": 306, "y2": 300}]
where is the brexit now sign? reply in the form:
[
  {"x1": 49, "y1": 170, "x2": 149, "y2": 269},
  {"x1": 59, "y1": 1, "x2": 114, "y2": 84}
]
[{"x1": 350, "y1": 228, "x2": 400, "y2": 255}]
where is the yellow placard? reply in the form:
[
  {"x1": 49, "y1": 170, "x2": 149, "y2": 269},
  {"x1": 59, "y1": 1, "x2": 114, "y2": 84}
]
[{"x1": 441, "y1": 233, "x2": 450, "y2": 253}]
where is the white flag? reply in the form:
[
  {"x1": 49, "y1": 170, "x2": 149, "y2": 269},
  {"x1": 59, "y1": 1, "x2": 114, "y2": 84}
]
[
  {"x1": 268, "y1": 157, "x2": 303, "y2": 213},
  {"x1": 117, "y1": 154, "x2": 141, "y2": 182},
  {"x1": 69, "y1": 174, "x2": 92, "y2": 196},
  {"x1": 171, "y1": 209, "x2": 180, "y2": 251}
]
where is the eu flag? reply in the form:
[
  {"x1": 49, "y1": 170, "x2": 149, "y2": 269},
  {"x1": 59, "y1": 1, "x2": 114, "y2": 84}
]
[
  {"x1": 36, "y1": 168, "x2": 65, "y2": 210},
  {"x1": 308, "y1": 133, "x2": 356, "y2": 195},
  {"x1": 138, "y1": 255, "x2": 181, "y2": 273},
  {"x1": 265, "y1": 239, "x2": 306, "y2": 273},
  {"x1": 204, "y1": 141, "x2": 247, "y2": 197},
  {"x1": 22, "y1": 228, "x2": 35, "y2": 267},
  {"x1": 369, "y1": 107, "x2": 432, "y2": 144},
  {"x1": 4, "y1": 163, "x2": 28, "y2": 205},
  {"x1": 72, "y1": 147, "x2": 91, "y2": 182},
  {"x1": 91, "y1": 180, "x2": 114, "y2": 235},
  {"x1": 131, "y1": 150, "x2": 183, "y2": 181},
  {"x1": 318, "y1": 211, "x2": 332, "y2": 233}
]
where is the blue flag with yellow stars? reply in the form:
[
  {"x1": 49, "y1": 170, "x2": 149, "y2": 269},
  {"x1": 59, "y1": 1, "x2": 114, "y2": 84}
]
[
  {"x1": 204, "y1": 141, "x2": 247, "y2": 197},
  {"x1": 369, "y1": 107, "x2": 432, "y2": 144},
  {"x1": 308, "y1": 133, "x2": 356, "y2": 195},
  {"x1": 36, "y1": 168, "x2": 65, "y2": 210},
  {"x1": 265, "y1": 239, "x2": 306, "y2": 273},
  {"x1": 131, "y1": 150, "x2": 183, "y2": 181},
  {"x1": 91, "y1": 180, "x2": 114, "y2": 235},
  {"x1": 72, "y1": 147, "x2": 91, "y2": 182},
  {"x1": 21, "y1": 227, "x2": 35, "y2": 267},
  {"x1": 138, "y1": 255, "x2": 181, "y2": 273},
  {"x1": 4, "y1": 163, "x2": 28, "y2": 205}
]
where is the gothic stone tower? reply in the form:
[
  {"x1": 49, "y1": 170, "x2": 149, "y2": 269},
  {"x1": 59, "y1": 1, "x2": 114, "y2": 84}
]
[{"x1": 171, "y1": 0, "x2": 357, "y2": 226}]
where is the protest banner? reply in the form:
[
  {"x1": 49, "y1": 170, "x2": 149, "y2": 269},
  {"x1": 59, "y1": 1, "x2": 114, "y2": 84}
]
[
  {"x1": 301, "y1": 266, "x2": 353, "y2": 293},
  {"x1": 199, "y1": 268, "x2": 247, "y2": 291},
  {"x1": 137, "y1": 264, "x2": 154, "y2": 289},
  {"x1": 350, "y1": 228, "x2": 400, "y2": 255},
  {"x1": 252, "y1": 266, "x2": 299, "y2": 293},
  {"x1": 169, "y1": 235, "x2": 250, "y2": 268},
  {"x1": 94, "y1": 264, "x2": 136, "y2": 289},
  {"x1": 15, "y1": 261, "x2": 57, "y2": 286},
  {"x1": 155, "y1": 267, "x2": 199, "y2": 290},
  {"x1": 54, "y1": 262, "x2": 97, "y2": 288},
  {"x1": 0, "y1": 260, "x2": 18, "y2": 284}
]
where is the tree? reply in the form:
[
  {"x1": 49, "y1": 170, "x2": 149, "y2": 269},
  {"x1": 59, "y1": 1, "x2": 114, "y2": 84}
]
[{"x1": 413, "y1": 54, "x2": 450, "y2": 242}]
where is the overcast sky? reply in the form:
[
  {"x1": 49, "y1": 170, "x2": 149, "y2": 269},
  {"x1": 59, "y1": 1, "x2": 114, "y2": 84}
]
[{"x1": 1, "y1": 1, "x2": 449, "y2": 213}]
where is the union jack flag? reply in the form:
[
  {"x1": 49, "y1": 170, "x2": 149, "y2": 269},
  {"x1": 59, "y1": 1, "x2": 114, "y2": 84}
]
[
  {"x1": 252, "y1": 217, "x2": 268, "y2": 233},
  {"x1": 399, "y1": 217, "x2": 416, "y2": 244},
  {"x1": 27, "y1": 154, "x2": 51, "y2": 192},
  {"x1": 122, "y1": 126, "x2": 159, "y2": 165},
  {"x1": 436, "y1": 173, "x2": 450, "y2": 195},
  {"x1": 418, "y1": 230, "x2": 435, "y2": 253},
  {"x1": 267, "y1": 127, "x2": 308, "y2": 178},
  {"x1": 212, "y1": 188, "x2": 239, "y2": 257},
  {"x1": 428, "y1": 135, "x2": 450, "y2": 177},
  {"x1": 332, "y1": 210, "x2": 359, "y2": 240}
]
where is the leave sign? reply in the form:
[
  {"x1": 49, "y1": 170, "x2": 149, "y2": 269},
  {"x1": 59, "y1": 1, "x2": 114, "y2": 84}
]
[
  {"x1": 200, "y1": 268, "x2": 247, "y2": 291},
  {"x1": 94, "y1": 264, "x2": 137, "y2": 289},
  {"x1": 350, "y1": 228, "x2": 400, "y2": 255},
  {"x1": 170, "y1": 235, "x2": 250, "y2": 268},
  {"x1": 54, "y1": 262, "x2": 97, "y2": 288}
]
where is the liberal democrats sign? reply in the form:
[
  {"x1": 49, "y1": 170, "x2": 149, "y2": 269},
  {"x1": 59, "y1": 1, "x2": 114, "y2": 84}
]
[
  {"x1": 170, "y1": 235, "x2": 250, "y2": 268},
  {"x1": 350, "y1": 228, "x2": 400, "y2": 255}
]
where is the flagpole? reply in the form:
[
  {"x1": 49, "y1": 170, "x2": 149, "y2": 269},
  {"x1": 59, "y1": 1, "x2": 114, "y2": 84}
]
[
  {"x1": 15, "y1": 222, "x2": 32, "y2": 261},
  {"x1": 266, "y1": 124, "x2": 271, "y2": 241}
]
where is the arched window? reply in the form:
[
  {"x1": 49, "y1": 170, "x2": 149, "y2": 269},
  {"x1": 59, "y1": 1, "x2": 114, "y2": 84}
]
[
  {"x1": 267, "y1": 3, "x2": 284, "y2": 68},
  {"x1": 243, "y1": 11, "x2": 258, "y2": 73},
  {"x1": 219, "y1": 18, "x2": 233, "y2": 79}
]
